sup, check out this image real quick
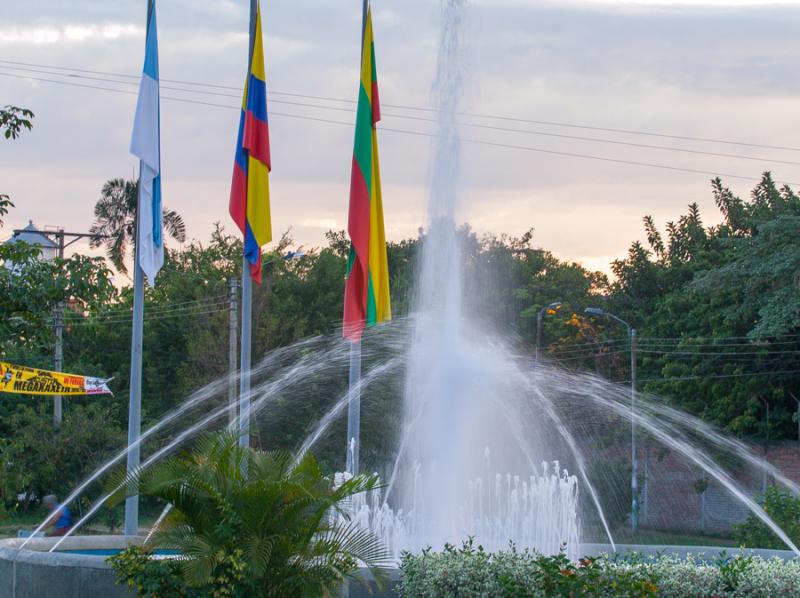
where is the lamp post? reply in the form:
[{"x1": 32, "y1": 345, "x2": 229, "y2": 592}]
[
  {"x1": 585, "y1": 307, "x2": 638, "y2": 532},
  {"x1": 535, "y1": 302, "x2": 562, "y2": 365}
]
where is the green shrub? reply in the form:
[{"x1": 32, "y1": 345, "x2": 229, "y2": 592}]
[
  {"x1": 733, "y1": 486, "x2": 800, "y2": 550},
  {"x1": 399, "y1": 540, "x2": 659, "y2": 597},
  {"x1": 106, "y1": 433, "x2": 389, "y2": 598},
  {"x1": 400, "y1": 543, "x2": 800, "y2": 597},
  {"x1": 109, "y1": 546, "x2": 206, "y2": 598}
]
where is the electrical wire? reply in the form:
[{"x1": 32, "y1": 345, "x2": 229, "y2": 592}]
[
  {"x1": 5, "y1": 64, "x2": 800, "y2": 168},
  {"x1": 4, "y1": 70, "x2": 800, "y2": 185},
  {"x1": 3, "y1": 58, "x2": 800, "y2": 152},
  {"x1": 637, "y1": 369, "x2": 800, "y2": 383},
  {"x1": 62, "y1": 294, "x2": 229, "y2": 319},
  {"x1": 63, "y1": 302, "x2": 229, "y2": 325}
]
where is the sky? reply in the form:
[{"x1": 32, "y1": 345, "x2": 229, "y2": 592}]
[{"x1": 2, "y1": 0, "x2": 800, "y2": 277}]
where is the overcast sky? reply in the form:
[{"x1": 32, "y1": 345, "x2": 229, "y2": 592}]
[{"x1": 3, "y1": 0, "x2": 800, "y2": 276}]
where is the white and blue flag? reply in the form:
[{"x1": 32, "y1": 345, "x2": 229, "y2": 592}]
[{"x1": 130, "y1": 0, "x2": 163, "y2": 286}]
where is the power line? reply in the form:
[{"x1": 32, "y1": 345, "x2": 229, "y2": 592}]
[
  {"x1": 638, "y1": 349, "x2": 800, "y2": 356},
  {"x1": 65, "y1": 306, "x2": 226, "y2": 326},
  {"x1": 63, "y1": 300, "x2": 229, "y2": 324},
  {"x1": 6, "y1": 64, "x2": 800, "y2": 168},
  {"x1": 4, "y1": 58, "x2": 799, "y2": 153},
  {"x1": 62, "y1": 295, "x2": 229, "y2": 319},
  {"x1": 6, "y1": 69, "x2": 800, "y2": 186},
  {"x1": 637, "y1": 369, "x2": 800, "y2": 383}
]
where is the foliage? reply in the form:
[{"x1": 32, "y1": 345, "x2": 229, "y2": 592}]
[
  {"x1": 644, "y1": 552, "x2": 800, "y2": 597},
  {"x1": 0, "y1": 105, "x2": 34, "y2": 140},
  {"x1": 0, "y1": 403, "x2": 124, "y2": 513},
  {"x1": 592, "y1": 173, "x2": 800, "y2": 440},
  {"x1": 0, "y1": 240, "x2": 116, "y2": 357},
  {"x1": 0, "y1": 195, "x2": 12, "y2": 227},
  {"x1": 89, "y1": 178, "x2": 187, "y2": 274},
  {"x1": 107, "y1": 433, "x2": 390, "y2": 598},
  {"x1": 400, "y1": 540, "x2": 659, "y2": 597},
  {"x1": 733, "y1": 486, "x2": 800, "y2": 549},
  {"x1": 401, "y1": 543, "x2": 800, "y2": 597},
  {"x1": 109, "y1": 546, "x2": 207, "y2": 598}
]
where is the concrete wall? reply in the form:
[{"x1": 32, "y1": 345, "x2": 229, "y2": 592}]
[
  {"x1": 0, "y1": 537, "x2": 400, "y2": 598},
  {"x1": 0, "y1": 536, "x2": 138, "y2": 598},
  {"x1": 597, "y1": 440, "x2": 800, "y2": 535}
]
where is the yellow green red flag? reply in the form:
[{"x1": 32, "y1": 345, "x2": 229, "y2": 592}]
[{"x1": 343, "y1": 6, "x2": 390, "y2": 341}]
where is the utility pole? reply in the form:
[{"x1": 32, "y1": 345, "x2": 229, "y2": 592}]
[
  {"x1": 12, "y1": 226, "x2": 108, "y2": 426},
  {"x1": 534, "y1": 302, "x2": 562, "y2": 366},
  {"x1": 630, "y1": 327, "x2": 638, "y2": 532},
  {"x1": 228, "y1": 278, "x2": 239, "y2": 426},
  {"x1": 584, "y1": 307, "x2": 637, "y2": 531},
  {"x1": 53, "y1": 229, "x2": 65, "y2": 425}
]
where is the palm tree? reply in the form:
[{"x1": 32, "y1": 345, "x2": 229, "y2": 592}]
[
  {"x1": 110, "y1": 433, "x2": 389, "y2": 597},
  {"x1": 89, "y1": 178, "x2": 186, "y2": 274}
]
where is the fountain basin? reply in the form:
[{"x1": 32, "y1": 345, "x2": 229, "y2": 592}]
[
  {"x1": 0, "y1": 536, "x2": 399, "y2": 598},
  {"x1": 0, "y1": 535, "x2": 139, "y2": 598},
  {"x1": 1, "y1": 535, "x2": 792, "y2": 598}
]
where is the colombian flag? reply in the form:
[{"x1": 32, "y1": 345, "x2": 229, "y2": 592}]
[
  {"x1": 343, "y1": 6, "x2": 391, "y2": 341},
  {"x1": 229, "y1": 3, "x2": 271, "y2": 284}
]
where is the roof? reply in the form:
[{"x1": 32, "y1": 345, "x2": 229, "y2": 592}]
[{"x1": 5, "y1": 221, "x2": 58, "y2": 249}]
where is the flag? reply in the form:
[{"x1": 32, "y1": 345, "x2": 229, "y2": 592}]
[
  {"x1": 0, "y1": 362, "x2": 112, "y2": 397},
  {"x1": 229, "y1": 3, "x2": 271, "y2": 284},
  {"x1": 343, "y1": 7, "x2": 391, "y2": 341},
  {"x1": 130, "y1": 0, "x2": 163, "y2": 286}
]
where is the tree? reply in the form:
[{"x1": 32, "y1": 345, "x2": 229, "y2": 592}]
[
  {"x1": 0, "y1": 105, "x2": 34, "y2": 140},
  {"x1": 109, "y1": 433, "x2": 389, "y2": 597},
  {"x1": 89, "y1": 178, "x2": 187, "y2": 274},
  {"x1": 0, "y1": 404, "x2": 124, "y2": 514}
]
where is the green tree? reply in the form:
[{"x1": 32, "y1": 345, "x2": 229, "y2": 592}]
[
  {"x1": 109, "y1": 433, "x2": 389, "y2": 597},
  {"x1": 0, "y1": 404, "x2": 124, "y2": 513},
  {"x1": 604, "y1": 173, "x2": 800, "y2": 440},
  {"x1": 0, "y1": 105, "x2": 34, "y2": 140},
  {"x1": 89, "y1": 178, "x2": 187, "y2": 274}
]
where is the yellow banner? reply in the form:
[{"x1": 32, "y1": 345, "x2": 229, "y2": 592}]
[{"x1": 0, "y1": 362, "x2": 112, "y2": 396}]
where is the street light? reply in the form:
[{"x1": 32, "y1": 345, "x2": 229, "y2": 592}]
[
  {"x1": 585, "y1": 307, "x2": 639, "y2": 532},
  {"x1": 535, "y1": 302, "x2": 562, "y2": 365}
]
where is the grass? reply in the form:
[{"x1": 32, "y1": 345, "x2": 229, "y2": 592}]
[{"x1": 610, "y1": 527, "x2": 736, "y2": 547}]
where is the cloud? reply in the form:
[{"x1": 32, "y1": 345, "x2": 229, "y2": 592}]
[
  {"x1": 0, "y1": 23, "x2": 142, "y2": 45},
  {"x1": 2, "y1": 0, "x2": 800, "y2": 274}
]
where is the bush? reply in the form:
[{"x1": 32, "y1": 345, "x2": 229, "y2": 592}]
[
  {"x1": 106, "y1": 433, "x2": 389, "y2": 598},
  {"x1": 733, "y1": 485, "x2": 800, "y2": 550},
  {"x1": 400, "y1": 542, "x2": 800, "y2": 597},
  {"x1": 109, "y1": 546, "x2": 207, "y2": 598},
  {"x1": 399, "y1": 540, "x2": 659, "y2": 597}
]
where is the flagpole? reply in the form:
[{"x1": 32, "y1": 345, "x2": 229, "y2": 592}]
[
  {"x1": 345, "y1": 0, "x2": 370, "y2": 478},
  {"x1": 239, "y1": 0, "x2": 258, "y2": 450},
  {"x1": 125, "y1": 0, "x2": 161, "y2": 536},
  {"x1": 346, "y1": 340, "x2": 362, "y2": 475},
  {"x1": 124, "y1": 160, "x2": 145, "y2": 537}
]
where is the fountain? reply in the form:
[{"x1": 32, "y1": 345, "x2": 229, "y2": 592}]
[{"x1": 4, "y1": 1, "x2": 800, "y2": 596}]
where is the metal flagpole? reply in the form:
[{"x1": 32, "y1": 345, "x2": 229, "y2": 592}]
[
  {"x1": 346, "y1": 341, "x2": 362, "y2": 475},
  {"x1": 228, "y1": 277, "x2": 239, "y2": 425},
  {"x1": 124, "y1": 160, "x2": 146, "y2": 537},
  {"x1": 345, "y1": 0, "x2": 370, "y2": 478},
  {"x1": 239, "y1": 0, "x2": 258, "y2": 449}
]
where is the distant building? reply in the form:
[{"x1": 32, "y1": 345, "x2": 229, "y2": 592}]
[{"x1": 3, "y1": 221, "x2": 59, "y2": 270}]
